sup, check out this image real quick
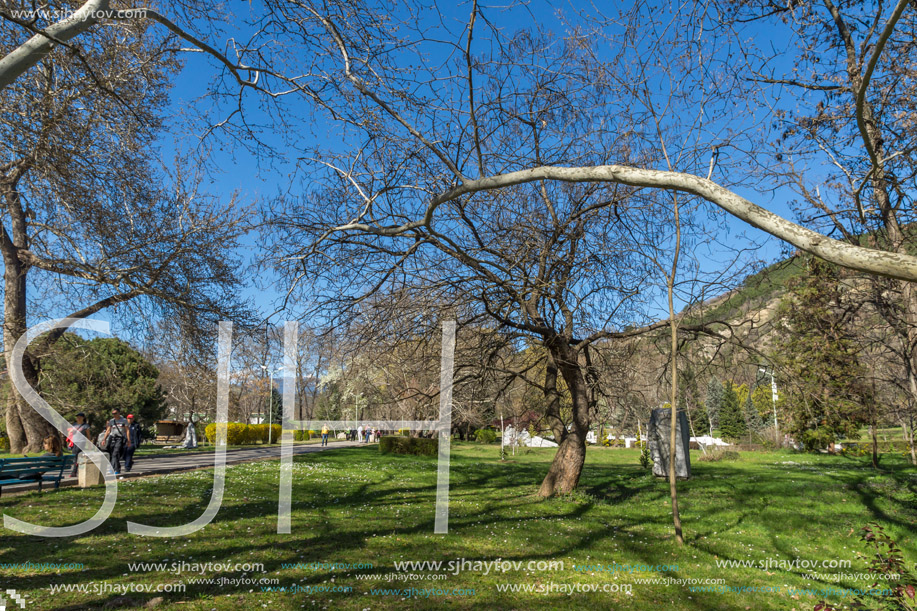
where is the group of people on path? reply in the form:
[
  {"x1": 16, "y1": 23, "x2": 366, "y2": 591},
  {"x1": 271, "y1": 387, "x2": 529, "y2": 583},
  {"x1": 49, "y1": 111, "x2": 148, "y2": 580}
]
[
  {"x1": 61, "y1": 408, "x2": 143, "y2": 477},
  {"x1": 351, "y1": 426, "x2": 383, "y2": 443},
  {"x1": 318, "y1": 425, "x2": 383, "y2": 445}
]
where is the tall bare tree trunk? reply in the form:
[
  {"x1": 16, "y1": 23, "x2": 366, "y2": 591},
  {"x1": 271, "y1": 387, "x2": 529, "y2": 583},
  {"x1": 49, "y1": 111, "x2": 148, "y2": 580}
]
[
  {"x1": 902, "y1": 419, "x2": 917, "y2": 466},
  {"x1": 2, "y1": 179, "x2": 53, "y2": 453},
  {"x1": 869, "y1": 423, "x2": 879, "y2": 470},
  {"x1": 667, "y1": 196, "x2": 684, "y2": 545},
  {"x1": 2, "y1": 241, "x2": 52, "y2": 453}
]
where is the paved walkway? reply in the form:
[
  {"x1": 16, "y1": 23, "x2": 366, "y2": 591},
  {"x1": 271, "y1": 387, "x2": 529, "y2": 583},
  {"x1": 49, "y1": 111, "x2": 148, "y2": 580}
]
[{"x1": 2, "y1": 441, "x2": 367, "y2": 496}]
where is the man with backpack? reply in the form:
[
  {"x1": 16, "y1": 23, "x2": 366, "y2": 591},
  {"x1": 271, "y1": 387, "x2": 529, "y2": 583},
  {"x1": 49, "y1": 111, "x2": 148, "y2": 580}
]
[
  {"x1": 101, "y1": 408, "x2": 132, "y2": 475},
  {"x1": 123, "y1": 414, "x2": 142, "y2": 472}
]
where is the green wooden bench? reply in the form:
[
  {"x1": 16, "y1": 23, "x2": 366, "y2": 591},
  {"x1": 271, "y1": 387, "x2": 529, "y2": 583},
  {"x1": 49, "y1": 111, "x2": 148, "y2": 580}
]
[{"x1": 0, "y1": 455, "x2": 75, "y2": 497}]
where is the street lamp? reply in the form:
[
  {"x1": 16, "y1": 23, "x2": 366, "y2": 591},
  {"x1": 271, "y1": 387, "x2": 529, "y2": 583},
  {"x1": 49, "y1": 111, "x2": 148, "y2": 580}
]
[
  {"x1": 758, "y1": 366, "x2": 780, "y2": 446},
  {"x1": 260, "y1": 363, "x2": 279, "y2": 445}
]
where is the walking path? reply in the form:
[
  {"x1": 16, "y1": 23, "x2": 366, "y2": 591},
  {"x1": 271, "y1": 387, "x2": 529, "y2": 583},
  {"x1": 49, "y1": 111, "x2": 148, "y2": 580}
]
[{"x1": 3, "y1": 441, "x2": 367, "y2": 496}]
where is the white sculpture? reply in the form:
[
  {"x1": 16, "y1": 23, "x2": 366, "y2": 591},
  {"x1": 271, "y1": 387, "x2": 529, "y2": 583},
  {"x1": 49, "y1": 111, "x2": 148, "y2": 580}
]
[{"x1": 182, "y1": 419, "x2": 198, "y2": 449}]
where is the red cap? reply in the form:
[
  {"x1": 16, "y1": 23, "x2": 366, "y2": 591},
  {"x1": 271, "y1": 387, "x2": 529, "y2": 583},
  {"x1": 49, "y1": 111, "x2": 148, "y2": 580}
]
[{"x1": 127, "y1": 414, "x2": 134, "y2": 419}]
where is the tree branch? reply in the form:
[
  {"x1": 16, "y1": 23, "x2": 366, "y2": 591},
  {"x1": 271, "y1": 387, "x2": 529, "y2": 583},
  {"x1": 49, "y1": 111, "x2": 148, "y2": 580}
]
[{"x1": 330, "y1": 164, "x2": 917, "y2": 282}]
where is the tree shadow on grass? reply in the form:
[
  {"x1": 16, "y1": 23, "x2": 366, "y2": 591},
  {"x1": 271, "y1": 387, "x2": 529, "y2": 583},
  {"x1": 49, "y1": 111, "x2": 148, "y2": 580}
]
[{"x1": 1, "y1": 447, "x2": 914, "y2": 610}]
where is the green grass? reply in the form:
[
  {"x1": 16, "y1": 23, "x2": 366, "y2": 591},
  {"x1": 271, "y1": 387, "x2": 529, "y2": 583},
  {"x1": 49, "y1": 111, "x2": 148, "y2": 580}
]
[
  {"x1": 853, "y1": 427, "x2": 907, "y2": 443},
  {"x1": 0, "y1": 444, "x2": 914, "y2": 610}
]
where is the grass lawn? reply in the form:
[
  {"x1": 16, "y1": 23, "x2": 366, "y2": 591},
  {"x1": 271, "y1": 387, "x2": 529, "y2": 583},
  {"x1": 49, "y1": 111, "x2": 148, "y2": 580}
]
[
  {"x1": 853, "y1": 427, "x2": 908, "y2": 443},
  {"x1": 0, "y1": 444, "x2": 914, "y2": 610}
]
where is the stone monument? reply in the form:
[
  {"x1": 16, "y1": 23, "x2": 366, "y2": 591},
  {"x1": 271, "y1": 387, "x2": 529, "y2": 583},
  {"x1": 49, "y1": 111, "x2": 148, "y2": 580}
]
[{"x1": 647, "y1": 408, "x2": 691, "y2": 479}]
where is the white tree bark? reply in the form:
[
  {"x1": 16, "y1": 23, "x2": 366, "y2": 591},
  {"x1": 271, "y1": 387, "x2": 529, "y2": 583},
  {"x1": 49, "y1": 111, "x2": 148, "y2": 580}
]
[
  {"x1": 334, "y1": 165, "x2": 917, "y2": 282},
  {"x1": 0, "y1": 0, "x2": 110, "y2": 90}
]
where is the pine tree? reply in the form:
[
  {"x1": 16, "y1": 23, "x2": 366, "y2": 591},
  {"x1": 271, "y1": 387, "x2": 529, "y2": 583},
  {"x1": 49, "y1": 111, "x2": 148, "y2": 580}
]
[
  {"x1": 744, "y1": 390, "x2": 765, "y2": 432},
  {"x1": 692, "y1": 401, "x2": 711, "y2": 437},
  {"x1": 679, "y1": 363, "x2": 708, "y2": 436},
  {"x1": 719, "y1": 382, "x2": 748, "y2": 441},
  {"x1": 772, "y1": 257, "x2": 870, "y2": 450},
  {"x1": 704, "y1": 377, "x2": 723, "y2": 435}
]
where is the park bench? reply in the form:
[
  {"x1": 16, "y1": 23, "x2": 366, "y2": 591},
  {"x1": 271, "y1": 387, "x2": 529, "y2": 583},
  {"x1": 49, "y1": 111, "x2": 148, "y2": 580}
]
[{"x1": 0, "y1": 455, "x2": 75, "y2": 497}]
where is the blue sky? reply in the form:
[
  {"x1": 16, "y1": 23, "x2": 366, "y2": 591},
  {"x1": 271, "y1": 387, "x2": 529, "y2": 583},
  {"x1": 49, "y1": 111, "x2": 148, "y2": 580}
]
[
  {"x1": 150, "y1": 1, "x2": 800, "y2": 328},
  {"x1": 16, "y1": 0, "x2": 810, "y2": 343}
]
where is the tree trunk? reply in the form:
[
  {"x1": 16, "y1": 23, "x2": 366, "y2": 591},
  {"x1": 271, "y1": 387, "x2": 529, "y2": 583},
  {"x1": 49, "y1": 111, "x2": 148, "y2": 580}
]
[
  {"x1": 2, "y1": 257, "x2": 53, "y2": 453},
  {"x1": 537, "y1": 430, "x2": 587, "y2": 497},
  {"x1": 902, "y1": 419, "x2": 917, "y2": 466},
  {"x1": 667, "y1": 194, "x2": 684, "y2": 545},
  {"x1": 869, "y1": 423, "x2": 879, "y2": 470},
  {"x1": 2, "y1": 212, "x2": 55, "y2": 452},
  {"x1": 542, "y1": 352, "x2": 567, "y2": 443},
  {"x1": 537, "y1": 342, "x2": 590, "y2": 497}
]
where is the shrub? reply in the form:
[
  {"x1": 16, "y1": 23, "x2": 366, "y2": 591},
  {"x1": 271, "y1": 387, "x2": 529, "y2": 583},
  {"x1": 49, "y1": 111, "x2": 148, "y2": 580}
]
[
  {"x1": 256, "y1": 424, "x2": 281, "y2": 443},
  {"x1": 636, "y1": 431, "x2": 652, "y2": 469},
  {"x1": 203, "y1": 423, "x2": 282, "y2": 445},
  {"x1": 800, "y1": 428, "x2": 835, "y2": 452},
  {"x1": 281, "y1": 429, "x2": 310, "y2": 441},
  {"x1": 0, "y1": 436, "x2": 9, "y2": 452},
  {"x1": 474, "y1": 428, "x2": 497, "y2": 444},
  {"x1": 379, "y1": 436, "x2": 438, "y2": 456},
  {"x1": 640, "y1": 443, "x2": 652, "y2": 469}
]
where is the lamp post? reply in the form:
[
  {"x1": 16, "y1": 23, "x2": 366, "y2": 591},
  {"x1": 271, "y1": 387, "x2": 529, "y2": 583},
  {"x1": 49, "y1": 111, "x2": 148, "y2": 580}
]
[
  {"x1": 260, "y1": 364, "x2": 276, "y2": 444},
  {"x1": 758, "y1": 366, "x2": 780, "y2": 446}
]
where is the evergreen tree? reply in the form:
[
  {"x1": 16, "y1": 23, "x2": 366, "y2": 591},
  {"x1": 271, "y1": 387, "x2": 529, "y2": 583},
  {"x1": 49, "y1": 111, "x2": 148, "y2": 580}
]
[
  {"x1": 679, "y1": 363, "x2": 708, "y2": 436},
  {"x1": 719, "y1": 382, "x2": 748, "y2": 441},
  {"x1": 744, "y1": 389, "x2": 765, "y2": 431},
  {"x1": 39, "y1": 333, "x2": 167, "y2": 431},
  {"x1": 692, "y1": 401, "x2": 711, "y2": 437},
  {"x1": 704, "y1": 377, "x2": 723, "y2": 435},
  {"x1": 772, "y1": 257, "x2": 870, "y2": 450}
]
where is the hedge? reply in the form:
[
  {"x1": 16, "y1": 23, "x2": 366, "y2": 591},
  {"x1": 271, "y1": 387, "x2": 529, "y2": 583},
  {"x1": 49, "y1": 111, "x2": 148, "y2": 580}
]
[
  {"x1": 474, "y1": 428, "x2": 497, "y2": 444},
  {"x1": 204, "y1": 423, "x2": 282, "y2": 445},
  {"x1": 280, "y1": 430, "x2": 311, "y2": 441},
  {"x1": 379, "y1": 435, "x2": 438, "y2": 457}
]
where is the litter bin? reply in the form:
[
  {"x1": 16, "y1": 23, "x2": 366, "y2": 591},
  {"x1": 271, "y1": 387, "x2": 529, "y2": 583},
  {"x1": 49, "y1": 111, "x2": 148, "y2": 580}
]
[{"x1": 78, "y1": 453, "x2": 104, "y2": 488}]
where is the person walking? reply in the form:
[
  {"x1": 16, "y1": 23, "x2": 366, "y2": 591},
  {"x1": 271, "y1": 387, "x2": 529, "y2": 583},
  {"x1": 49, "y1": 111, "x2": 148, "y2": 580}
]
[
  {"x1": 101, "y1": 408, "x2": 131, "y2": 475},
  {"x1": 321, "y1": 424, "x2": 330, "y2": 447},
  {"x1": 123, "y1": 414, "x2": 142, "y2": 472},
  {"x1": 357, "y1": 425, "x2": 364, "y2": 444},
  {"x1": 66, "y1": 412, "x2": 90, "y2": 477}
]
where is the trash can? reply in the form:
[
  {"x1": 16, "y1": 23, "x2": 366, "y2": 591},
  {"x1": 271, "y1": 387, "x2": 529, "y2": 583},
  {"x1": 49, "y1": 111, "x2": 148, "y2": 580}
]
[{"x1": 78, "y1": 453, "x2": 104, "y2": 488}]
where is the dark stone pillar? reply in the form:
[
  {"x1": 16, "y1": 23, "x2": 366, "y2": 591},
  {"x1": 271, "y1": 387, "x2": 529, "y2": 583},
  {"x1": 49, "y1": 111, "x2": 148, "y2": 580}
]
[{"x1": 648, "y1": 408, "x2": 691, "y2": 479}]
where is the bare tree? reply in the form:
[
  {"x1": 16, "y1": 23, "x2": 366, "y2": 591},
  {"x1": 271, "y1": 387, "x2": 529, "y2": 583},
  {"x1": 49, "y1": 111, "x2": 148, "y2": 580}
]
[
  {"x1": 722, "y1": 0, "x2": 917, "y2": 460},
  {"x1": 0, "y1": 3, "x2": 254, "y2": 451}
]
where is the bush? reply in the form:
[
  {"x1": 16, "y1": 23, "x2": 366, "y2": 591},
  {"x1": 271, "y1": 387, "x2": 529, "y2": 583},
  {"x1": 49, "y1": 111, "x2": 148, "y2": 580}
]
[
  {"x1": 254, "y1": 424, "x2": 281, "y2": 443},
  {"x1": 281, "y1": 430, "x2": 311, "y2": 441},
  {"x1": 800, "y1": 428, "x2": 836, "y2": 452},
  {"x1": 474, "y1": 428, "x2": 497, "y2": 444},
  {"x1": 636, "y1": 431, "x2": 652, "y2": 469},
  {"x1": 0, "y1": 436, "x2": 9, "y2": 452},
  {"x1": 204, "y1": 423, "x2": 282, "y2": 445},
  {"x1": 379, "y1": 436, "x2": 438, "y2": 456}
]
